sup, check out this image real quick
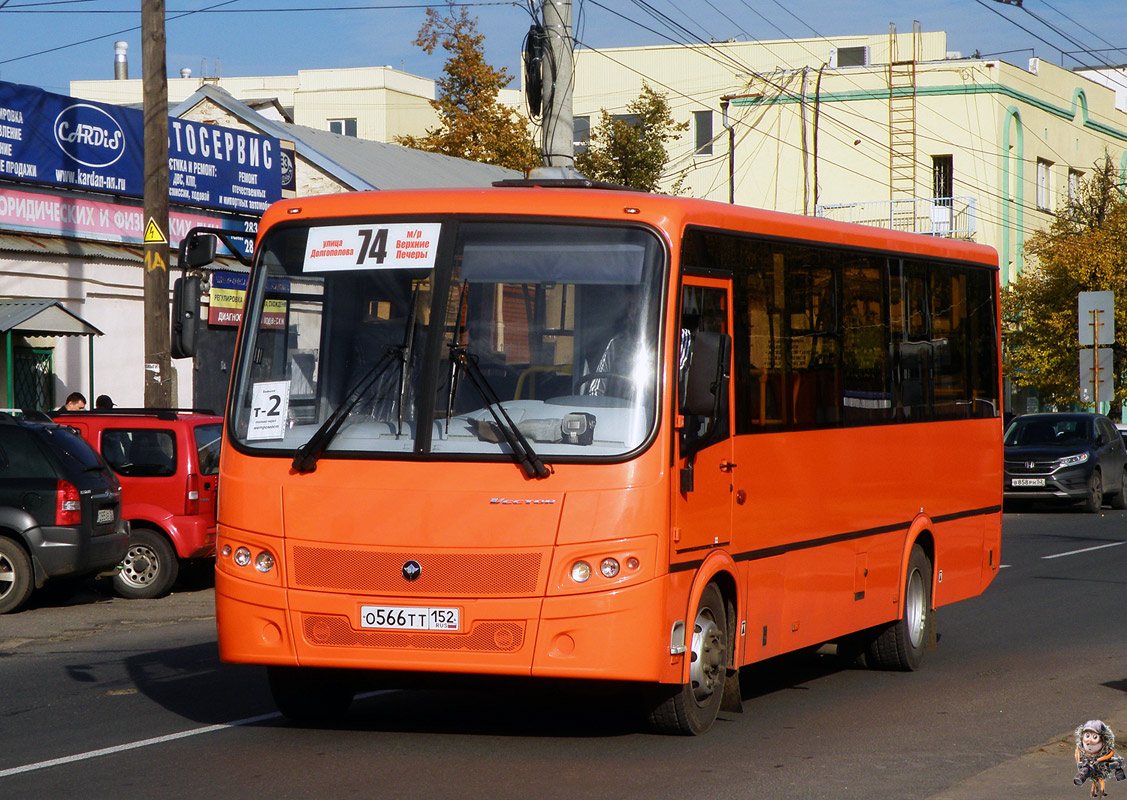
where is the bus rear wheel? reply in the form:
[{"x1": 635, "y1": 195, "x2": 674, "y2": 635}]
[
  {"x1": 866, "y1": 544, "x2": 932, "y2": 671},
  {"x1": 647, "y1": 583, "x2": 728, "y2": 735},
  {"x1": 268, "y1": 666, "x2": 355, "y2": 724}
]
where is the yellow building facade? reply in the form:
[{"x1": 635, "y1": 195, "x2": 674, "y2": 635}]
[{"x1": 569, "y1": 30, "x2": 1127, "y2": 286}]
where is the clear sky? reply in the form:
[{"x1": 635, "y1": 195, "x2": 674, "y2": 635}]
[{"x1": 0, "y1": 0, "x2": 1125, "y2": 97}]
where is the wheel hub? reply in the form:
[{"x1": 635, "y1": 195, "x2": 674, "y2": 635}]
[
  {"x1": 690, "y1": 613, "x2": 724, "y2": 702},
  {"x1": 0, "y1": 558, "x2": 13, "y2": 596},
  {"x1": 122, "y1": 546, "x2": 158, "y2": 585},
  {"x1": 905, "y1": 568, "x2": 926, "y2": 649}
]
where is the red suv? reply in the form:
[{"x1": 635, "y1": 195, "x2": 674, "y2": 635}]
[{"x1": 52, "y1": 409, "x2": 222, "y2": 598}]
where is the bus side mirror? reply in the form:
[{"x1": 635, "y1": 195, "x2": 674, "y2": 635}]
[
  {"x1": 183, "y1": 233, "x2": 217, "y2": 268},
  {"x1": 683, "y1": 331, "x2": 730, "y2": 417},
  {"x1": 171, "y1": 275, "x2": 201, "y2": 359}
]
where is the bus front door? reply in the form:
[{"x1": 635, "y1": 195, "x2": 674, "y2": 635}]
[{"x1": 671, "y1": 278, "x2": 735, "y2": 565}]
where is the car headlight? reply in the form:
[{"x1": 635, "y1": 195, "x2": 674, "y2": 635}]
[{"x1": 1058, "y1": 453, "x2": 1090, "y2": 467}]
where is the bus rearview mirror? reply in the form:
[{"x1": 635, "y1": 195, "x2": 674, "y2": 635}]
[
  {"x1": 183, "y1": 233, "x2": 217, "y2": 268},
  {"x1": 171, "y1": 275, "x2": 201, "y2": 359}
]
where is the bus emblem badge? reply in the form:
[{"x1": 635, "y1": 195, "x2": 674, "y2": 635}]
[{"x1": 402, "y1": 560, "x2": 422, "y2": 581}]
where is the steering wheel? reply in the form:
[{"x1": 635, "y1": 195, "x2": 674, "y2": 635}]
[{"x1": 575, "y1": 372, "x2": 634, "y2": 396}]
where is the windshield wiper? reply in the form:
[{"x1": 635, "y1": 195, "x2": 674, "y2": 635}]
[
  {"x1": 449, "y1": 344, "x2": 551, "y2": 479},
  {"x1": 292, "y1": 347, "x2": 402, "y2": 473}
]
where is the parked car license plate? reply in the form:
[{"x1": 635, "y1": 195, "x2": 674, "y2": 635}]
[
  {"x1": 96, "y1": 508, "x2": 115, "y2": 524},
  {"x1": 359, "y1": 605, "x2": 460, "y2": 631},
  {"x1": 1011, "y1": 478, "x2": 1045, "y2": 487}
]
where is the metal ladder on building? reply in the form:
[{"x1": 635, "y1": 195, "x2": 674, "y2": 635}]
[{"x1": 887, "y1": 22, "x2": 920, "y2": 231}]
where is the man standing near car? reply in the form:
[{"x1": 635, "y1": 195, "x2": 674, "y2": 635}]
[{"x1": 59, "y1": 391, "x2": 86, "y2": 411}]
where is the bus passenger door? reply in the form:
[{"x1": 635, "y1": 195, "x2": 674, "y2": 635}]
[{"x1": 672, "y1": 279, "x2": 735, "y2": 563}]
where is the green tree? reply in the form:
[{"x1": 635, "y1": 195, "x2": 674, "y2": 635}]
[
  {"x1": 395, "y1": 2, "x2": 539, "y2": 172},
  {"x1": 1003, "y1": 154, "x2": 1127, "y2": 408},
  {"x1": 575, "y1": 83, "x2": 688, "y2": 193}
]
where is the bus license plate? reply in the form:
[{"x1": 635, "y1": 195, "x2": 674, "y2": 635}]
[
  {"x1": 360, "y1": 605, "x2": 460, "y2": 631},
  {"x1": 1011, "y1": 478, "x2": 1045, "y2": 487}
]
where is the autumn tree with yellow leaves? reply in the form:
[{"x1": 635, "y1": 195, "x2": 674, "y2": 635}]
[
  {"x1": 1003, "y1": 154, "x2": 1127, "y2": 409},
  {"x1": 396, "y1": 2, "x2": 539, "y2": 173}
]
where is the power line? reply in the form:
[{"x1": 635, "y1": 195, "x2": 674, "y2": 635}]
[
  {"x1": 0, "y1": 0, "x2": 242, "y2": 66},
  {"x1": 0, "y1": 1, "x2": 517, "y2": 10},
  {"x1": 573, "y1": 2, "x2": 1104, "y2": 231}
]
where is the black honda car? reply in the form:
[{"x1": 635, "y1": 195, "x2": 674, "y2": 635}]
[
  {"x1": 0, "y1": 412, "x2": 129, "y2": 613},
  {"x1": 1003, "y1": 412, "x2": 1127, "y2": 512}
]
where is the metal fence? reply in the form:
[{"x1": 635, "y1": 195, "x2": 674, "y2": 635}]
[{"x1": 814, "y1": 197, "x2": 977, "y2": 238}]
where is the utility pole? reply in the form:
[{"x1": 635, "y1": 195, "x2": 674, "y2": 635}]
[
  {"x1": 540, "y1": 0, "x2": 576, "y2": 172},
  {"x1": 142, "y1": 0, "x2": 172, "y2": 407}
]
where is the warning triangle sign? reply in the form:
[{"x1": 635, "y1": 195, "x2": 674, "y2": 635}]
[{"x1": 144, "y1": 218, "x2": 168, "y2": 244}]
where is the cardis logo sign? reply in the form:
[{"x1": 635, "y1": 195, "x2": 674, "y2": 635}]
[{"x1": 53, "y1": 103, "x2": 126, "y2": 168}]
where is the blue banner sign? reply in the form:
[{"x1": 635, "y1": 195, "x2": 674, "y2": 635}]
[{"x1": 0, "y1": 80, "x2": 283, "y2": 215}]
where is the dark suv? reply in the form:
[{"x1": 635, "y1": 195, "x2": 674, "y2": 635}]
[
  {"x1": 0, "y1": 412, "x2": 128, "y2": 613},
  {"x1": 1003, "y1": 413, "x2": 1127, "y2": 512},
  {"x1": 52, "y1": 408, "x2": 221, "y2": 598}
]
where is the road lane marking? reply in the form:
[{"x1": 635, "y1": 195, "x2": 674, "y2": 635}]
[
  {"x1": 0, "y1": 691, "x2": 387, "y2": 779},
  {"x1": 0, "y1": 712, "x2": 280, "y2": 778},
  {"x1": 1042, "y1": 541, "x2": 1126, "y2": 560}
]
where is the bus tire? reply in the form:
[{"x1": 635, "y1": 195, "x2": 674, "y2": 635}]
[
  {"x1": 113, "y1": 528, "x2": 179, "y2": 599},
  {"x1": 0, "y1": 536, "x2": 34, "y2": 615},
  {"x1": 268, "y1": 666, "x2": 354, "y2": 724},
  {"x1": 646, "y1": 583, "x2": 728, "y2": 735},
  {"x1": 867, "y1": 544, "x2": 931, "y2": 671}
]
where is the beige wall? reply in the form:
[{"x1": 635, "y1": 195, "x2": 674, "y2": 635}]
[{"x1": 72, "y1": 66, "x2": 440, "y2": 144}]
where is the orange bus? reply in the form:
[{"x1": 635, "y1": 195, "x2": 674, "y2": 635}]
[{"x1": 177, "y1": 179, "x2": 1001, "y2": 735}]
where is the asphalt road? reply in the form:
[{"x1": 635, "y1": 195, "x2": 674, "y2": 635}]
[{"x1": 2, "y1": 508, "x2": 1126, "y2": 800}]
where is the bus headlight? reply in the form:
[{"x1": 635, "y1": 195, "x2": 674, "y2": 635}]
[
  {"x1": 255, "y1": 551, "x2": 276, "y2": 573},
  {"x1": 599, "y1": 557, "x2": 620, "y2": 578},
  {"x1": 233, "y1": 546, "x2": 252, "y2": 567},
  {"x1": 570, "y1": 561, "x2": 592, "y2": 582}
]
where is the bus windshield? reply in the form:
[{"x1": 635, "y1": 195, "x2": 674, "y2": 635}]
[{"x1": 229, "y1": 219, "x2": 665, "y2": 463}]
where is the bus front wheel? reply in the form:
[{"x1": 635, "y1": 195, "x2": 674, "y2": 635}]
[
  {"x1": 267, "y1": 666, "x2": 355, "y2": 724},
  {"x1": 647, "y1": 583, "x2": 728, "y2": 735},
  {"x1": 866, "y1": 544, "x2": 932, "y2": 671}
]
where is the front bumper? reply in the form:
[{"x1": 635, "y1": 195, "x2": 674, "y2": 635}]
[
  {"x1": 215, "y1": 567, "x2": 669, "y2": 684},
  {"x1": 1003, "y1": 465, "x2": 1092, "y2": 501}
]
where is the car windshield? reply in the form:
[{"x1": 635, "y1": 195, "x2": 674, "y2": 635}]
[
  {"x1": 228, "y1": 219, "x2": 665, "y2": 463},
  {"x1": 1004, "y1": 416, "x2": 1091, "y2": 447}
]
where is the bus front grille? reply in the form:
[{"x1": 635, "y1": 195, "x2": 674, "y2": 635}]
[
  {"x1": 301, "y1": 614, "x2": 525, "y2": 652},
  {"x1": 291, "y1": 546, "x2": 543, "y2": 595}
]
